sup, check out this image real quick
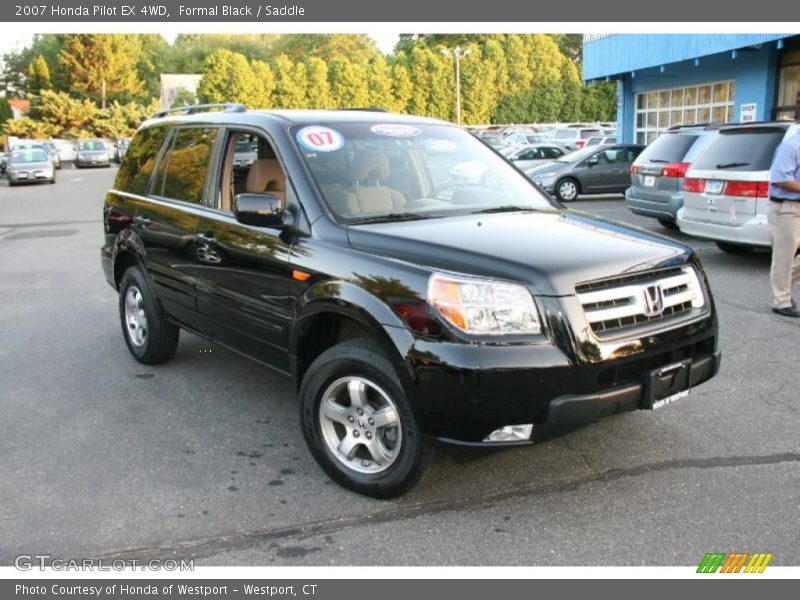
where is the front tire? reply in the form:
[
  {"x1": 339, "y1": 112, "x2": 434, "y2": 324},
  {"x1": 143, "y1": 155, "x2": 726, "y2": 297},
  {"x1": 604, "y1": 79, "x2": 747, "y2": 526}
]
[
  {"x1": 118, "y1": 266, "x2": 179, "y2": 364},
  {"x1": 300, "y1": 339, "x2": 434, "y2": 498},
  {"x1": 555, "y1": 178, "x2": 580, "y2": 202}
]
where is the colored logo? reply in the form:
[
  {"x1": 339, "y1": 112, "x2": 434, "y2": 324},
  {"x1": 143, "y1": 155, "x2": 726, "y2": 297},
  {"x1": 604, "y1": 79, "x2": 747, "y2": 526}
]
[{"x1": 696, "y1": 552, "x2": 773, "y2": 573}]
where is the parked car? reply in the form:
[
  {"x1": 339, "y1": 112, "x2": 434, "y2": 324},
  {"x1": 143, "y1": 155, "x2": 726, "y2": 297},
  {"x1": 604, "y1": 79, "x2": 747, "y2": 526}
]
[
  {"x1": 504, "y1": 143, "x2": 570, "y2": 170},
  {"x1": 115, "y1": 138, "x2": 132, "y2": 163},
  {"x1": 626, "y1": 125, "x2": 721, "y2": 229},
  {"x1": 0, "y1": 151, "x2": 7, "y2": 176},
  {"x1": 676, "y1": 122, "x2": 797, "y2": 253},
  {"x1": 552, "y1": 125, "x2": 605, "y2": 150},
  {"x1": 12, "y1": 141, "x2": 61, "y2": 169},
  {"x1": 102, "y1": 105, "x2": 719, "y2": 498},
  {"x1": 75, "y1": 139, "x2": 111, "y2": 168},
  {"x1": 5, "y1": 148, "x2": 56, "y2": 186},
  {"x1": 526, "y1": 144, "x2": 644, "y2": 202},
  {"x1": 504, "y1": 132, "x2": 553, "y2": 146},
  {"x1": 584, "y1": 135, "x2": 618, "y2": 147}
]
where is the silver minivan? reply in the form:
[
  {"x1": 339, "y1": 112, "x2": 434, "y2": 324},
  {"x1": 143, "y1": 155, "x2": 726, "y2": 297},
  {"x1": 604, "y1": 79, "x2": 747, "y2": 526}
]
[
  {"x1": 676, "y1": 122, "x2": 797, "y2": 253},
  {"x1": 626, "y1": 125, "x2": 720, "y2": 229}
]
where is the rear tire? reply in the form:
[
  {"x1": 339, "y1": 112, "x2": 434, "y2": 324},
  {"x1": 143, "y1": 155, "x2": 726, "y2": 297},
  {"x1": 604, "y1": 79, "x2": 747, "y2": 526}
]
[
  {"x1": 658, "y1": 218, "x2": 678, "y2": 230},
  {"x1": 118, "y1": 266, "x2": 179, "y2": 365},
  {"x1": 300, "y1": 338, "x2": 434, "y2": 498},
  {"x1": 715, "y1": 241, "x2": 752, "y2": 254}
]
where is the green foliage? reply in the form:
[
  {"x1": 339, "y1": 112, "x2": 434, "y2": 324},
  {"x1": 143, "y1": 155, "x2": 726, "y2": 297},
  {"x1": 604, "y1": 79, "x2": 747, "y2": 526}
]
[
  {"x1": 4, "y1": 33, "x2": 617, "y2": 133},
  {"x1": 59, "y1": 34, "x2": 145, "y2": 104},
  {"x1": 27, "y1": 56, "x2": 51, "y2": 93},
  {"x1": 0, "y1": 96, "x2": 13, "y2": 126},
  {"x1": 170, "y1": 89, "x2": 197, "y2": 108}
]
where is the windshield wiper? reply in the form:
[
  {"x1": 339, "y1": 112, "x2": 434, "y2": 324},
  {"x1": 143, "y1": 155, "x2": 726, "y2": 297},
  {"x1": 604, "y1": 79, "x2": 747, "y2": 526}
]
[
  {"x1": 715, "y1": 162, "x2": 750, "y2": 169},
  {"x1": 348, "y1": 212, "x2": 435, "y2": 225},
  {"x1": 471, "y1": 205, "x2": 533, "y2": 214},
  {"x1": 648, "y1": 158, "x2": 670, "y2": 163}
]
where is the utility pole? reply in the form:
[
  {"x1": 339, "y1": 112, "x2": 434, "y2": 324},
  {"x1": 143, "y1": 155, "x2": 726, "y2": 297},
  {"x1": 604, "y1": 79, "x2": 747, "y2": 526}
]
[
  {"x1": 441, "y1": 46, "x2": 471, "y2": 125},
  {"x1": 101, "y1": 79, "x2": 106, "y2": 110}
]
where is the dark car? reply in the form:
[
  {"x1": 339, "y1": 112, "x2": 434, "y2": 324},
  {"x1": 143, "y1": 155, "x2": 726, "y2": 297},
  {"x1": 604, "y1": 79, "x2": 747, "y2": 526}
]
[
  {"x1": 75, "y1": 139, "x2": 111, "y2": 168},
  {"x1": 102, "y1": 105, "x2": 719, "y2": 498},
  {"x1": 526, "y1": 144, "x2": 645, "y2": 202},
  {"x1": 626, "y1": 125, "x2": 720, "y2": 229},
  {"x1": 0, "y1": 151, "x2": 7, "y2": 176}
]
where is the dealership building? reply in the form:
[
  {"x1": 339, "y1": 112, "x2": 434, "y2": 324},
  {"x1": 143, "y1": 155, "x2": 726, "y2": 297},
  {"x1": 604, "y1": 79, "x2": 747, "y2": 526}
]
[{"x1": 583, "y1": 34, "x2": 800, "y2": 144}]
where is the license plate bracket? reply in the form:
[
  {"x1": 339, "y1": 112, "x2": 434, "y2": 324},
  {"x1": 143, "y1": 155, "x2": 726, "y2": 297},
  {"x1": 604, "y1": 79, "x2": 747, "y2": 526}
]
[
  {"x1": 705, "y1": 180, "x2": 724, "y2": 195},
  {"x1": 643, "y1": 359, "x2": 691, "y2": 410},
  {"x1": 643, "y1": 175, "x2": 656, "y2": 187}
]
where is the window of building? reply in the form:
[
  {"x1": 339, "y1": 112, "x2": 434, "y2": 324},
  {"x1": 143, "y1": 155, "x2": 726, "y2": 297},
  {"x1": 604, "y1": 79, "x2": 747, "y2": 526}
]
[
  {"x1": 775, "y1": 50, "x2": 800, "y2": 121},
  {"x1": 634, "y1": 81, "x2": 735, "y2": 145}
]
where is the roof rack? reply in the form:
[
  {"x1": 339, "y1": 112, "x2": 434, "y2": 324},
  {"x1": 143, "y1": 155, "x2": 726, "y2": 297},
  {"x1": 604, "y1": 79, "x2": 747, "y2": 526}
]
[
  {"x1": 152, "y1": 103, "x2": 247, "y2": 119},
  {"x1": 666, "y1": 123, "x2": 713, "y2": 131},
  {"x1": 336, "y1": 107, "x2": 389, "y2": 112}
]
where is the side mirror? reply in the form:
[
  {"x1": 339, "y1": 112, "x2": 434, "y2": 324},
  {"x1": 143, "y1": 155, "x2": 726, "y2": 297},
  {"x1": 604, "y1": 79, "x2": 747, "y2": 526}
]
[
  {"x1": 586, "y1": 156, "x2": 599, "y2": 167},
  {"x1": 234, "y1": 193, "x2": 284, "y2": 228}
]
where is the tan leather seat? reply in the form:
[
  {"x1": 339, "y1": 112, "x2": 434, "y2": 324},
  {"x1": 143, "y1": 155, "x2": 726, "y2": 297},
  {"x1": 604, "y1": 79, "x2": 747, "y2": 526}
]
[
  {"x1": 245, "y1": 158, "x2": 286, "y2": 204},
  {"x1": 340, "y1": 150, "x2": 406, "y2": 215}
]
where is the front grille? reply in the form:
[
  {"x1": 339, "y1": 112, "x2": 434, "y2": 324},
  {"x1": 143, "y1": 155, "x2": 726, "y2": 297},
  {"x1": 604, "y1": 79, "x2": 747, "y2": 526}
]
[{"x1": 577, "y1": 266, "x2": 706, "y2": 336}]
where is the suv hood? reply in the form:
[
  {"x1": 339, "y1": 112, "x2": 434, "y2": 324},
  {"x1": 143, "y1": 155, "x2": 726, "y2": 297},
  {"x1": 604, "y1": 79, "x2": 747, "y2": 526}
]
[{"x1": 347, "y1": 210, "x2": 692, "y2": 296}]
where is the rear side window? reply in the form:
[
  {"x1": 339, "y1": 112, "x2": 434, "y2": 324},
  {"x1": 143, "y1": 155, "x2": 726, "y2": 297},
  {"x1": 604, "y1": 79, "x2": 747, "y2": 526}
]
[
  {"x1": 115, "y1": 125, "x2": 169, "y2": 196},
  {"x1": 692, "y1": 129, "x2": 786, "y2": 172},
  {"x1": 636, "y1": 133, "x2": 698, "y2": 164},
  {"x1": 154, "y1": 127, "x2": 218, "y2": 204}
]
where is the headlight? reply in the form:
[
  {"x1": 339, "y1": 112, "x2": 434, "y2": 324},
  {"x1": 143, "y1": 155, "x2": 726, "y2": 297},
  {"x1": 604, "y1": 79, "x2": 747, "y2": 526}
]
[
  {"x1": 536, "y1": 171, "x2": 558, "y2": 179},
  {"x1": 428, "y1": 273, "x2": 541, "y2": 335}
]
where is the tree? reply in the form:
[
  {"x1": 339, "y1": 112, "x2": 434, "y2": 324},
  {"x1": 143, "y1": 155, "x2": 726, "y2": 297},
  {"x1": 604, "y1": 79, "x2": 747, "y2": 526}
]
[
  {"x1": 250, "y1": 60, "x2": 276, "y2": 108},
  {"x1": 582, "y1": 82, "x2": 617, "y2": 121},
  {"x1": 328, "y1": 58, "x2": 369, "y2": 108},
  {"x1": 389, "y1": 54, "x2": 413, "y2": 113},
  {"x1": 27, "y1": 56, "x2": 51, "y2": 92},
  {"x1": 59, "y1": 34, "x2": 144, "y2": 106},
  {"x1": 559, "y1": 56, "x2": 583, "y2": 122},
  {"x1": 367, "y1": 55, "x2": 393, "y2": 110},
  {"x1": 406, "y1": 46, "x2": 432, "y2": 116},
  {"x1": 197, "y1": 49, "x2": 262, "y2": 107},
  {"x1": 272, "y1": 54, "x2": 308, "y2": 109},
  {"x1": 0, "y1": 96, "x2": 14, "y2": 128},
  {"x1": 305, "y1": 57, "x2": 333, "y2": 109},
  {"x1": 460, "y1": 44, "x2": 495, "y2": 125},
  {"x1": 270, "y1": 34, "x2": 379, "y2": 65}
]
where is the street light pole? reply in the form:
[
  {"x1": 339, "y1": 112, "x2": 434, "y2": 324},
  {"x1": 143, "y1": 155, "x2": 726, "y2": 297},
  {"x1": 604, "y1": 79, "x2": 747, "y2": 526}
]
[{"x1": 442, "y1": 46, "x2": 471, "y2": 125}]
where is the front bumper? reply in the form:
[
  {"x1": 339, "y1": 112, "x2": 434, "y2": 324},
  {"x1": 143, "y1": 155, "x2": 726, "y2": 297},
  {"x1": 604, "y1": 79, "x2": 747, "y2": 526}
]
[
  {"x1": 676, "y1": 208, "x2": 771, "y2": 247},
  {"x1": 402, "y1": 307, "x2": 718, "y2": 445},
  {"x1": 7, "y1": 170, "x2": 53, "y2": 182},
  {"x1": 625, "y1": 187, "x2": 683, "y2": 221}
]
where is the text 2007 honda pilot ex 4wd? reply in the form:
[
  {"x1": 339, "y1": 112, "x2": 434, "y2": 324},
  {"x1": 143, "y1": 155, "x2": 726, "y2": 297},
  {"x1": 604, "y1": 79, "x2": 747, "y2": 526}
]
[{"x1": 101, "y1": 105, "x2": 720, "y2": 498}]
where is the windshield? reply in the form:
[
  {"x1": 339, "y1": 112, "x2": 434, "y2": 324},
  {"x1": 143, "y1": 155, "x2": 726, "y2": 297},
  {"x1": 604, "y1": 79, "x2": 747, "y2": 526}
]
[
  {"x1": 556, "y1": 146, "x2": 599, "y2": 163},
  {"x1": 11, "y1": 150, "x2": 49, "y2": 163},
  {"x1": 292, "y1": 122, "x2": 554, "y2": 222},
  {"x1": 554, "y1": 129, "x2": 578, "y2": 140},
  {"x1": 79, "y1": 141, "x2": 106, "y2": 151}
]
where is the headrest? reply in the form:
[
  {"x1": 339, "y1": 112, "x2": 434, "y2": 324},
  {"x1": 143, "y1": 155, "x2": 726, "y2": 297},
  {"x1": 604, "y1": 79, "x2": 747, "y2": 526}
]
[
  {"x1": 348, "y1": 150, "x2": 390, "y2": 182},
  {"x1": 247, "y1": 159, "x2": 285, "y2": 193}
]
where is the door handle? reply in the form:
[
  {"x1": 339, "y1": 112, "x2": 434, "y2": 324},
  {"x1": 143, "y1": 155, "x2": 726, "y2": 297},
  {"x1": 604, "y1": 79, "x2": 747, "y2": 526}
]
[
  {"x1": 134, "y1": 216, "x2": 151, "y2": 227},
  {"x1": 195, "y1": 233, "x2": 218, "y2": 245}
]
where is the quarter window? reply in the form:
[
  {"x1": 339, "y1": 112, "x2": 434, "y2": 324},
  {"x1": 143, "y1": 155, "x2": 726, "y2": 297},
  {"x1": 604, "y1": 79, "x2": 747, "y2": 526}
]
[
  {"x1": 155, "y1": 127, "x2": 218, "y2": 204},
  {"x1": 115, "y1": 125, "x2": 169, "y2": 196}
]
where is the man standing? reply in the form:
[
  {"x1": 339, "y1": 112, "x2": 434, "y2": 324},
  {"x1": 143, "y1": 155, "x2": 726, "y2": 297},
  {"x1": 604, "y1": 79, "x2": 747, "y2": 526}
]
[{"x1": 767, "y1": 127, "x2": 800, "y2": 317}]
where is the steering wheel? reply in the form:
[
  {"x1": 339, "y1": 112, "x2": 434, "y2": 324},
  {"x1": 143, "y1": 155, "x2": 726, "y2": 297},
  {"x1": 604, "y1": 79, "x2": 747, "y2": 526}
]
[{"x1": 429, "y1": 180, "x2": 466, "y2": 200}]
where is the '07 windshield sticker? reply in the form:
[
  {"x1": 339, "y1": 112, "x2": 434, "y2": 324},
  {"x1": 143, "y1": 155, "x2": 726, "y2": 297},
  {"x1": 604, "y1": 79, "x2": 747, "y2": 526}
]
[
  {"x1": 371, "y1": 124, "x2": 423, "y2": 138},
  {"x1": 296, "y1": 126, "x2": 345, "y2": 152}
]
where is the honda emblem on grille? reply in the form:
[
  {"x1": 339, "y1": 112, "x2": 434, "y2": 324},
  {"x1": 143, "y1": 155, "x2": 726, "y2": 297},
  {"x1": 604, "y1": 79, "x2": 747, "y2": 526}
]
[{"x1": 643, "y1": 284, "x2": 664, "y2": 317}]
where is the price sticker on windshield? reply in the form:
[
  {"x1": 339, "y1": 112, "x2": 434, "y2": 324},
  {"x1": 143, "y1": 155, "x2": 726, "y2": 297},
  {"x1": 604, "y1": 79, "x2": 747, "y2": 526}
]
[{"x1": 296, "y1": 126, "x2": 345, "y2": 152}]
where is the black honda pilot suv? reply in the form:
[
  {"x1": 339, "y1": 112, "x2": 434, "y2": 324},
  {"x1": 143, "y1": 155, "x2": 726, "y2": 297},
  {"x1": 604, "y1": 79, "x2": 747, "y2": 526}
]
[{"x1": 102, "y1": 104, "x2": 720, "y2": 498}]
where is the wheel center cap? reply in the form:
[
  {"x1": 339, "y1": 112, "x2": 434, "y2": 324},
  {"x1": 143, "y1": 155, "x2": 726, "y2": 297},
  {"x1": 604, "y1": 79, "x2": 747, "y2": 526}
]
[{"x1": 356, "y1": 419, "x2": 366, "y2": 430}]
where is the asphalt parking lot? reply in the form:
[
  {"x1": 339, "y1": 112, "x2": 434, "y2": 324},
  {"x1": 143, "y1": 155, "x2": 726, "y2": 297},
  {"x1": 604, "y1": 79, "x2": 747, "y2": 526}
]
[{"x1": 1, "y1": 165, "x2": 798, "y2": 567}]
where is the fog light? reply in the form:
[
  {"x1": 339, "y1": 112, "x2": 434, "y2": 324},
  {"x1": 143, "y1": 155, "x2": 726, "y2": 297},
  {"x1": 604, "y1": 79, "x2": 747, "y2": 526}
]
[{"x1": 483, "y1": 424, "x2": 534, "y2": 443}]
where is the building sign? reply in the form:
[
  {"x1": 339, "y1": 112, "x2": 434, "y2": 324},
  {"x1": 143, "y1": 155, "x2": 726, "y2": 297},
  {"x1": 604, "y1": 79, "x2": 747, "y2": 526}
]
[{"x1": 740, "y1": 103, "x2": 758, "y2": 123}]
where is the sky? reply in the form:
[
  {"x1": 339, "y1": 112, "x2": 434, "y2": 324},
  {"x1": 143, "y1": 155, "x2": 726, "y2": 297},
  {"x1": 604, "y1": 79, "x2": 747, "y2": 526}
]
[{"x1": 0, "y1": 32, "x2": 400, "y2": 57}]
